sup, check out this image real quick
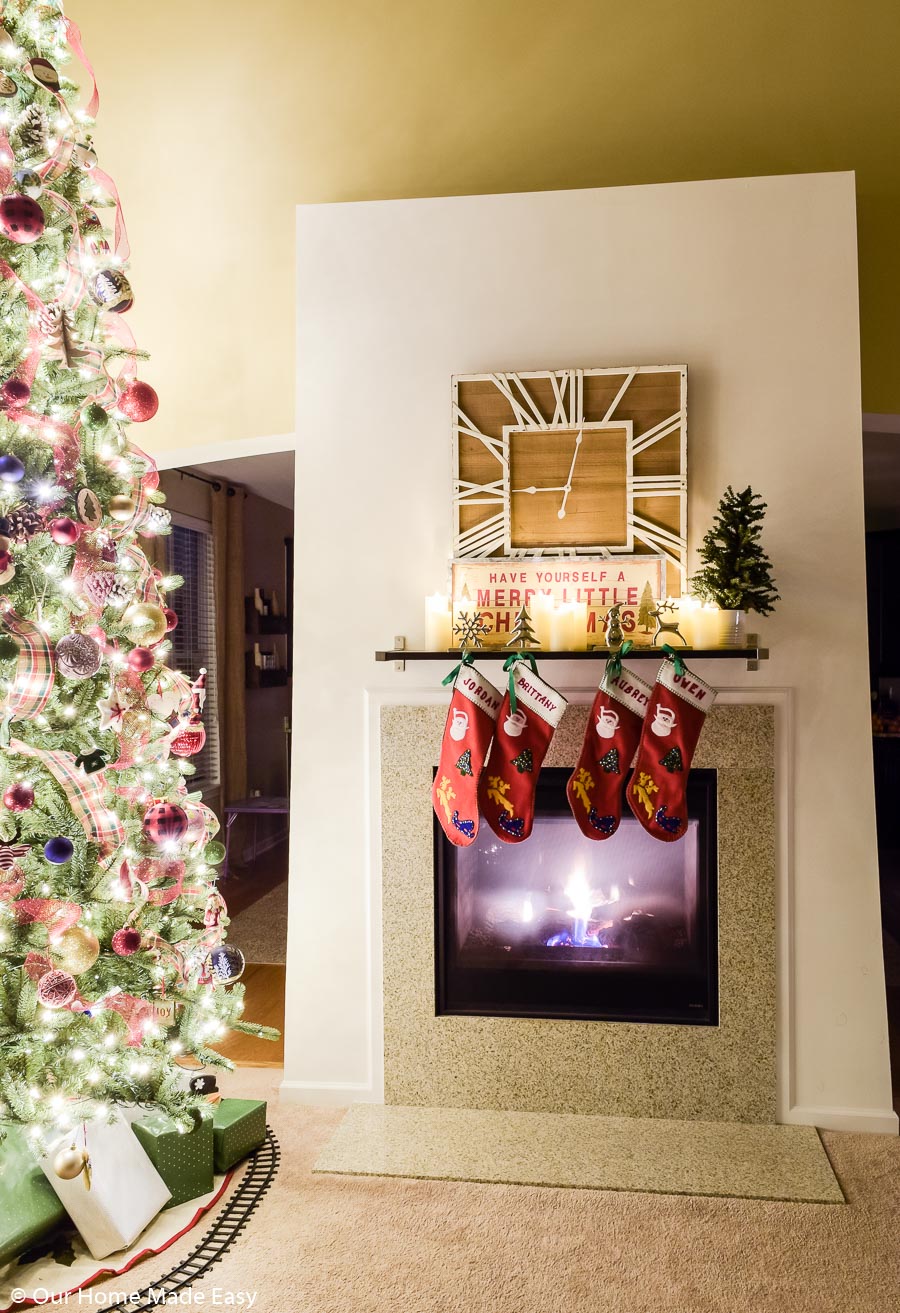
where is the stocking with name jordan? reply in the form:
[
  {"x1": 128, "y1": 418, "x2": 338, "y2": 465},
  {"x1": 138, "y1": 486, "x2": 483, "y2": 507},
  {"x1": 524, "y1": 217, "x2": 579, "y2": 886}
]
[
  {"x1": 432, "y1": 656, "x2": 503, "y2": 847},
  {"x1": 627, "y1": 654, "x2": 716, "y2": 843},
  {"x1": 479, "y1": 657, "x2": 568, "y2": 843},
  {"x1": 567, "y1": 647, "x2": 653, "y2": 839}
]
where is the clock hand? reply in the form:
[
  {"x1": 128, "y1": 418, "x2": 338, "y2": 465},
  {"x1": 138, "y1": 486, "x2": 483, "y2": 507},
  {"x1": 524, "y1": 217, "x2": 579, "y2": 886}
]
[
  {"x1": 511, "y1": 485, "x2": 568, "y2": 495},
  {"x1": 558, "y1": 430, "x2": 583, "y2": 520}
]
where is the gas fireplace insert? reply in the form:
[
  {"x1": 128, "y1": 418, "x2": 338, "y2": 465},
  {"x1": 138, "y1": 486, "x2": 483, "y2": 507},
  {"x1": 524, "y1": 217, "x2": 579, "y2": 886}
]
[{"x1": 434, "y1": 767, "x2": 718, "y2": 1025}]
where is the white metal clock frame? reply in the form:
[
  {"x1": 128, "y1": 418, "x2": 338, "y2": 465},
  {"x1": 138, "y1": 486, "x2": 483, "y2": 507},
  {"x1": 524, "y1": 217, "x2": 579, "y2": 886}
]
[{"x1": 452, "y1": 365, "x2": 688, "y2": 576}]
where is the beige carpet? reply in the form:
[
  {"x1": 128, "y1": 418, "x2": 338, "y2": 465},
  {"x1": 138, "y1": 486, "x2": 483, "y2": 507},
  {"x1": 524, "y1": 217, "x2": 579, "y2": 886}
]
[
  {"x1": 84, "y1": 1068, "x2": 900, "y2": 1313},
  {"x1": 226, "y1": 881, "x2": 288, "y2": 963}
]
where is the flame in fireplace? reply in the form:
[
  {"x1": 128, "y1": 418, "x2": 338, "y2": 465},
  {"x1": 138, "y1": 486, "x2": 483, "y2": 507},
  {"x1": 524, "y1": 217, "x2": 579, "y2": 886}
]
[
  {"x1": 521, "y1": 895, "x2": 534, "y2": 924},
  {"x1": 545, "y1": 869, "x2": 621, "y2": 949}
]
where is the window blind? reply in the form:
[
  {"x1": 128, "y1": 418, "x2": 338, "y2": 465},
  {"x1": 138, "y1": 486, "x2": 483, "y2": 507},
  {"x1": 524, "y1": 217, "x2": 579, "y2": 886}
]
[{"x1": 164, "y1": 520, "x2": 221, "y2": 799}]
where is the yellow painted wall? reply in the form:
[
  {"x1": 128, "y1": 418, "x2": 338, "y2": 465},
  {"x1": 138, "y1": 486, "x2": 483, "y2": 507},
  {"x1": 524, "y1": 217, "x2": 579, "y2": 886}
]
[{"x1": 73, "y1": 0, "x2": 900, "y2": 448}]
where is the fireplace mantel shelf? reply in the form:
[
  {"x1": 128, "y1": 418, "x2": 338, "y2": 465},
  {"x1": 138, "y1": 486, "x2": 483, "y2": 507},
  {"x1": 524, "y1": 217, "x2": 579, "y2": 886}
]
[{"x1": 376, "y1": 643, "x2": 769, "y2": 672}]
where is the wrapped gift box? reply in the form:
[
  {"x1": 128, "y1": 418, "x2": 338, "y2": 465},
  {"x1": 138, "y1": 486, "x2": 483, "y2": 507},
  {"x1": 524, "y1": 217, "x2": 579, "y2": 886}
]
[
  {"x1": 212, "y1": 1099, "x2": 266, "y2": 1172},
  {"x1": 40, "y1": 1112, "x2": 171, "y2": 1259},
  {"x1": 0, "y1": 1124, "x2": 68, "y2": 1268},
  {"x1": 131, "y1": 1109, "x2": 214, "y2": 1209}
]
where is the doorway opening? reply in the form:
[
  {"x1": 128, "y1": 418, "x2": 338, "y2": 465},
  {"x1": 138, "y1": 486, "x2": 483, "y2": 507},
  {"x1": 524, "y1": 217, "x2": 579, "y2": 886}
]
[
  {"x1": 157, "y1": 447, "x2": 295, "y2": 1067},
  {"x1": 864, "y1": 420, "x2": 900, "y2": 1118}
]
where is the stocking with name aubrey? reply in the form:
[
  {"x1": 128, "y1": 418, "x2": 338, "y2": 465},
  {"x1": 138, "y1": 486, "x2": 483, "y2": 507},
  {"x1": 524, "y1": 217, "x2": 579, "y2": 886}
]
[
  {"x1": 567, "y1": 646, "x2": 653, "y2": 839},
  {"x1": 479, "y1": 657, "x2": 568, "y2": 843},
  {"x1": 627, "y1": 653, "x2": 716, "y2": 843},
  {"x1": 432, "y1": 656, "x2": 503, "y2": 847}
]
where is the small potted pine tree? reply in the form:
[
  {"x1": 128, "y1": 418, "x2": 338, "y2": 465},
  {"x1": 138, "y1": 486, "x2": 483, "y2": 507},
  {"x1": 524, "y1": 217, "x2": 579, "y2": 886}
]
[{"x1": 690, "y1": 486, "x2": 779, "y2": 644}]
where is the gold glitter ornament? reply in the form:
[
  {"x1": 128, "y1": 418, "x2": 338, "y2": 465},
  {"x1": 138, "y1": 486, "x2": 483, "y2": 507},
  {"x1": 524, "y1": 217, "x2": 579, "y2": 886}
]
[
  {"x1": 121, "y1": 602, "x2": 167, "y2": 646},
  {"x1": 108, "y1": 495, "x2": 136, "y2": 523},
  {"x1": 51, "y1": 926, "x2": 100, "y2": 974}
]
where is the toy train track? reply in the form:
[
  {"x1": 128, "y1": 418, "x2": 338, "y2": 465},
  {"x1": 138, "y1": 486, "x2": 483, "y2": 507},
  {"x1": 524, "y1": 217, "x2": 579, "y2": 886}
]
[{"x1": 125, "y1": 1127, "x2": 280, "y2": 1309}]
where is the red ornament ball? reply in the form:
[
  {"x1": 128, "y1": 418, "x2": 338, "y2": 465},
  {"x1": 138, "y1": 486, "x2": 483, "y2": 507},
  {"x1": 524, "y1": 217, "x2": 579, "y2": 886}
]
[
  {"x1": 164, "y1": 608, "x2": 178, "y2": 632},
  {"x1": 170, "y1": 724, "x2": 206, "y2": 758},
  {"x1": 0, "y1": 195, "x2": 44, "y2": 245},
  {"x1": 142, "y1": 801, "x2": 189, "y2": 846},
  {"x1": 37, "y1": 969, "x2": 77, "y2": 1009},
  {"x1": 126, "y1": 646, "x2": 155, "y2": 672},
  {"x1": 3, "y1": 781, "x2": 34, "y2": 812},
  {"x1": 49, "y1": 517, "x2": 79, "y2": 546},
  {"x1": 1, "y1": 378, "x2": 30, "y2": 408},
  {"x1": 117, "y1": 381, "x2": 159, "y2": 423},
  {"x1": 111, "y1": 926, "x2": 142, "y2": 956}
]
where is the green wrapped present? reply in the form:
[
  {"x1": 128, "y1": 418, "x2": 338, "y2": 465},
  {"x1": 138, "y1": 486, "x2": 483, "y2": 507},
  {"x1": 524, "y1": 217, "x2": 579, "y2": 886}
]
[
  {"x1": 131, "y1": 1110, "x2": 213, "y2": 1210},
  {"x1": 0, "y1": 1124, "x2": 67, "y2": 1266},
  {"x1": 212, "y1": 1099, "x2": 266, "y2": 1172}
]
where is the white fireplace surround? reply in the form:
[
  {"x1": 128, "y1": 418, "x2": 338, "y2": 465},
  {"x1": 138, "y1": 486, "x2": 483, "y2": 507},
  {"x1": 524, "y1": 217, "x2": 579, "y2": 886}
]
[{"x1": 282, "y1": 175, "x2": 897, "y2": 1134}]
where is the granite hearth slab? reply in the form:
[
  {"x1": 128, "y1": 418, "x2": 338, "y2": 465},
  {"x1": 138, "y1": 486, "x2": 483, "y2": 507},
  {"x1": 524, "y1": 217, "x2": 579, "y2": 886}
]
[{"x1": 314, "y1": 1104, "x2": 844, "y2": 1204}]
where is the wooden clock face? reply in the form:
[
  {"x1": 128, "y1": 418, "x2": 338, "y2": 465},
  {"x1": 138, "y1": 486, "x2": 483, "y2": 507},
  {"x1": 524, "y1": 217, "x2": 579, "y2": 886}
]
[{"x1": 453, "y1": 366, "x2": 687, "y2": 586}]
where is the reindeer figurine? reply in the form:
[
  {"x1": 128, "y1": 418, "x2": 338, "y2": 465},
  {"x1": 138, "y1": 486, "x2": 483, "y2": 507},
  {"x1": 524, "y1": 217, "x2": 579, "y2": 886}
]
[{"x1": 650, "y1": 600, "x2": 687, "y2": 647}]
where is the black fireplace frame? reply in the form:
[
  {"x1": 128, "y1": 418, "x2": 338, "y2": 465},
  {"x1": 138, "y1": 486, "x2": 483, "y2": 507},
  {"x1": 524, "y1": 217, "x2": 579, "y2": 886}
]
[{"x1": 434, "y1": 767, "x2": 719, "y2": 1026}]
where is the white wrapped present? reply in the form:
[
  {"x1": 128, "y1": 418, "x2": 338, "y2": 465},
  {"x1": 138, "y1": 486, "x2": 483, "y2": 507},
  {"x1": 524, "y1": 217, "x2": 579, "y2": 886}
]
[{"x1": 40, "y1": 1111, "x2": 171, "y2": 1259}]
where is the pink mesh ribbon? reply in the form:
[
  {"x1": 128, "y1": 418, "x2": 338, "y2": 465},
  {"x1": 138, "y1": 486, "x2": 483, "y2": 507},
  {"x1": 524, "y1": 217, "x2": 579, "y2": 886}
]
[
  {"x1": 101, "y1": 991, "x2": 154, "y2": 1046},
  {"x1": 0, "y1": 603, "x2": 55, "y2": 733},
  {"x1": 10, "y1": 739, "x2": 125, "y2": 853},
  {"x1": 0, "y1": 864, "x2": 25, "y2": 902},
  {"x1": 15, "y1": 899, "x2": 82, "y2": 940}
]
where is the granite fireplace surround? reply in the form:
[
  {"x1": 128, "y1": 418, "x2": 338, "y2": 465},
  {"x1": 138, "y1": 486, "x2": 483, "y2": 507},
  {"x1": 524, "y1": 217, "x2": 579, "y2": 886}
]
[{"x1": 381, "y1": 702, "x2": 776, "y2": 1124}]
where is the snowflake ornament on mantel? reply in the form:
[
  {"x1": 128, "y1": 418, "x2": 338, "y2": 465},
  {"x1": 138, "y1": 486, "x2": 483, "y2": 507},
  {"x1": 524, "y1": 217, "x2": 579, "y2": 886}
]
[{"x1": 453, "y1": 611, "x2": 493, "y2": 649}]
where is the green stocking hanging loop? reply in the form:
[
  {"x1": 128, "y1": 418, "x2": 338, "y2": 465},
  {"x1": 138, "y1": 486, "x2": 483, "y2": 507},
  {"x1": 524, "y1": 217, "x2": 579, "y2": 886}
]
[
  {"x1": 606, "y1": 639, "x2": 633, "y2": 681},
  {"x1": 661, "y1": 643, "x2": 686, "y2": 677},
  {"x1": 503, "y1": 651, "x2": 538, "y2": 714},
  {"x1": 442, "y1": 649, "x2": 475, "y2": 687}
]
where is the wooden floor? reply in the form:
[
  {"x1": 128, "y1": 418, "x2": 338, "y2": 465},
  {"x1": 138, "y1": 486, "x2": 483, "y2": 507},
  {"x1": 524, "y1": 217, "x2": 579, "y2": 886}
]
[
  {"x1": 212, "y1": 835, "x2": 289, "y2": 1068},
  {"x1": 216, "y1": 962, "x2": 286, "y2": 1067}
]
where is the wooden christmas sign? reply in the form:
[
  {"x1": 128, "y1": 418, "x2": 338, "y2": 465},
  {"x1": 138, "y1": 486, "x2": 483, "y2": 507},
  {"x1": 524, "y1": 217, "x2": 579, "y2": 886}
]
[
  {"x1": 452, "y1": 366, "x2": 687, "y2": 589},
  {"x1": 451, "y1": 556, "x2": 664, "y2": 649}
]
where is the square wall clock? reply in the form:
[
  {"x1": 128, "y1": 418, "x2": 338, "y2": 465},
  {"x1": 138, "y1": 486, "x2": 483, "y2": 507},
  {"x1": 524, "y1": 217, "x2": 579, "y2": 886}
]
[{"x1": 452, "y1": 366, "x2": 687, "y2": 587}]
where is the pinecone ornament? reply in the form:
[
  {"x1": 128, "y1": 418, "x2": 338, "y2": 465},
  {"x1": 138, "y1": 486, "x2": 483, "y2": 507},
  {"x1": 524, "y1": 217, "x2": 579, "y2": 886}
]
[
  {"x1": 4, "y1": 505, "x2": 43, "y2": 544},
  {"x1": 13, "y1": 103, "x2": 48, "y2": 158},
  {"x1": 84, "y1": 568, "x2": 132, "y2": 609}
]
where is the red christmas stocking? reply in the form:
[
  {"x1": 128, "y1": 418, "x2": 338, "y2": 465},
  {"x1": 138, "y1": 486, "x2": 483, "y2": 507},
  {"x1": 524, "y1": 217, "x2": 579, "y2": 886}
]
[
  {"x1": 433, "y1": 659, "x2": 503, "y2": 847},
  {"x1": 567, "y1": 655, "x2": 653, "y2": 839},
  {"x1": 627, "y1": 655, "x2": 716, "y2": 843},
  {"x1": 479, "y1": 658, "x2": 568, "y2": 843}
]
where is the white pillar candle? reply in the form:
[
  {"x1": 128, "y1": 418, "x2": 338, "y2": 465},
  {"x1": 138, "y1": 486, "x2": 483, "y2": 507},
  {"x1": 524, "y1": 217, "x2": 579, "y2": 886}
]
[
  {"x1": 549, "y1": 603, "x2": 574, "y2": 652},
  {"x1": 676, "y1": 595, "x2": 699, "y2": 647},
  {"x1": 531, "y1": 590, "x2": 554, "y2": 649},
  {"x1": 568, "y1": 600, "x2": 588, "y2": 651},
  {"x1": 691, "y1": 603, "x2": 720, "y2": 649},
  {"x1": 425, "y1": 593, "x2": 452, "y2": 651}
]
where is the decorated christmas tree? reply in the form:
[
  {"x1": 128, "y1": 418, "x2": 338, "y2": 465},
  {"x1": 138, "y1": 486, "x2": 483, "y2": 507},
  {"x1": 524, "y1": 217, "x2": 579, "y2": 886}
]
[
  {"x1": 690, "y1": 486, "x2": 780, "y2": 615},
  {"x1": 0, "y1": 1, "x2": 275, "y2": 1152}
]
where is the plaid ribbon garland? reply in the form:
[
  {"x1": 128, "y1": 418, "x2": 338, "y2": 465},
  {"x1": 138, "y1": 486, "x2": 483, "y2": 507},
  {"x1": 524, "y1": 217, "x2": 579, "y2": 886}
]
[
  {"x1": 10, "y1": 738, "x2": 126, "y2": 853},
  {"x1": 121, "y1": 541, "x2": 165, "y2": 606},
  {"x1": 0, "y1": 605, "x2": 55, "y2": 731}
]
